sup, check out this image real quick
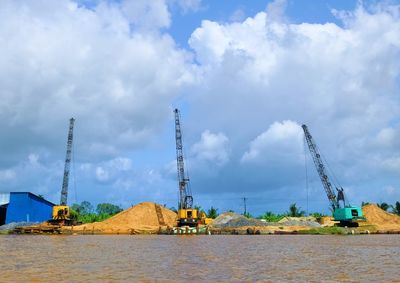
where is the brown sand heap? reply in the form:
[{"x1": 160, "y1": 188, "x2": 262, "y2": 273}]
[
  {"x1": 67, "y1": 202, "x2": 177, "y2": 234},
  {"x1": 362, "y1": 204, "x2": 400, "y2": 231}
]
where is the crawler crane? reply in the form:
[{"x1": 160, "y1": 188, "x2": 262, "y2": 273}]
[
  {"x1": 174, "y1": 109, "x2": 211, "y2": 227},
  {"x1": 49, "y1": 118, "x2": 76, "y2": 226},
  {"x1": 302, "y1": 124, "x2": 365, "y2": 227}
]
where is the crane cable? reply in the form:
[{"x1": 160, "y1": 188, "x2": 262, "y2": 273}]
[
  {"x1": 72, "y1": 137, "x2": 78, "y2": 204},
  {"x1": 303, "y1": 135, "x2": 309, "y2": 216}
]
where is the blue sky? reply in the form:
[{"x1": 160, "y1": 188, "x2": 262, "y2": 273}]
[{"x1": 0, "y1": 0, "x2": 399, "y2": 216}]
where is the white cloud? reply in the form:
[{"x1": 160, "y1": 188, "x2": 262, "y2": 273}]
[
  {"x1": 95, "y1": 166, "x2": 109, "y2": 182},
  {"x1": 121, "y1": 0, "x2": 171, "y2": 29},
  {"x1": 0, "y1": 0, "x2": 191, "y2": 164},
  {"x1": 266, "y1": 0, "x2": 288, "y2": 22},
  {"x1": 184, "y1": 3, "x2": 400, "y2": 210},
  {"x1": 242, "y1": 120, "x2": 303, "y2": 163},
  {"x1": 173, "y1": 0, "x2": 202, "y2": 14},
  {"x1": 1, "y1": 1, "x2": 400, "y2": 212},
  {"x1": 191, "y1": 130, "x2": 230, "y2": 166}
]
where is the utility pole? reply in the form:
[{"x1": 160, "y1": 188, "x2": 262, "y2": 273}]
[{"x1": 243, "y1": 197, "x2": 247, "y2": 215}]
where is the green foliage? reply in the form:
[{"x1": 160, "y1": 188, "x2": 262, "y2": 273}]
[
  {"x1": 78, "y1": 213, "x2": 113, "y2": 223},
  {"x1": 69, "y1": 209, "x2": 79, "y2": 221},
  {"x1": 310, "y1": 212, "x2": 325, "y2": 222},
  {"x1": 392, "y1": 201, "x2": 400, "y2": 215},
  {"x1": 259, "y1": 211, "x2": 285, "y2": 222},
  {"x1": 194, "y1": 205, "x2": 205, "y2": 214},
  {"x1": 71, "y1": 201, "x2": 94, "y2": 214},
  {"x1": 96, "y1": 203, "x2": 123, "y2": 215},
  {"x1": 206, "y1": 207, "x2": 219, "y2": 219},
  {"x1": 377, "y1": 202, "x2": 390, "y2": 211},
  {"x1": 286, "y1": 203, "x2": 305, "y2": 217},
  {"x1": 361, "y1": 201, "x2": 370, "y2": 207},
  {"x1": 70, "y1": 201, "x2": 122, "y2": 224},
  {"x1": 243, "y1": 212, "x2": 253, "y2": 218}
]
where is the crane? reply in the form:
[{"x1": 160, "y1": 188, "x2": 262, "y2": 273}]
[
  {"x1": 60, "y1": 117, "x2": 74, "y2": 206},
  {"x1": 174, "y1": 108, "x2": 205, "y2": 227},
  {"x1": 50, "y1": 118, "x2": 75, "y2": 225},
  {"x1": 302, "y1": 124, "x2": 365, "y2": 227}
]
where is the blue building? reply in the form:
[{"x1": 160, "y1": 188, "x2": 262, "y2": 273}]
[{"x1": 0, "y1": 192, "x2": 55, "y2": 225}]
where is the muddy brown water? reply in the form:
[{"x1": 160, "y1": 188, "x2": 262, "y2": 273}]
[{"x1": 1, "y1": 235, "x2": 399, "y2": 282}]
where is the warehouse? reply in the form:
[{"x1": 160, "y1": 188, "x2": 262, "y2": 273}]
[{"x1": 0, "y1": 192, "x2": 54, "y2": 225}]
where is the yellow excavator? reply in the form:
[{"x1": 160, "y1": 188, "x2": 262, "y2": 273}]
[
  {"x1": 174, "y1": 109, "x2": 212, "y2": 226},
  {"x1": 48, "y1": 118, "x2": 75, "y2": 226}
]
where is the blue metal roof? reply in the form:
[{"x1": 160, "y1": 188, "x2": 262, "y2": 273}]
[{"x1": 1, "y1": 192, "x2": 55, "y2": 224}]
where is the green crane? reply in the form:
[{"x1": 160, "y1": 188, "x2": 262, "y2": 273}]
[{"x1": 302, "y1": 124, "x2": 365, "y2": 227}]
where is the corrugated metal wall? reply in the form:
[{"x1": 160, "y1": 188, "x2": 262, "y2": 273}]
[{"x1": 5, "y1": 193, "x2": 54, "y2": 224}]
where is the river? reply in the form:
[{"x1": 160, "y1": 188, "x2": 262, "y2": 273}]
[{"x1": 1, "y1": 235, "x2": 399, "y2": 282}]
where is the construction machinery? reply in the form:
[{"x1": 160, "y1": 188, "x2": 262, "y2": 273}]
[
  {"x1": 302, "y1": 124, "x2": 365, "y2": 227},
  {"x1": 49, "y1": 118, "x2": 75, "y2": 226},
  {"x1": 174, "y1": 109, "x2": 212, "y2": 227}
]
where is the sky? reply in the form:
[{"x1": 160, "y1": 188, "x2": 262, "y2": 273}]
[{"x1": 0, "y1": 0, "x2": 399, "y2": 216}]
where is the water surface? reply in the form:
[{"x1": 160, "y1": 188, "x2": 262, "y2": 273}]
[{"x1": 1, "y1": 235, "x2": 399, "y2": 282}]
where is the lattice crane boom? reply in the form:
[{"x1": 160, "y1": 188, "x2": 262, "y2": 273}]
[
  {"x1": 302, "y1": 124, "x2": 339, "y2": 210},
  {"x1": 174, "y1": 109, "x2": 193, "y2": 209},
  {"x1": 60, "y1": 118, "x2": 75, "y2": 206}
]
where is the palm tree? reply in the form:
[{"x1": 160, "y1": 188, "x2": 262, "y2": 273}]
[
  {"x1": 391, "y1": 201, "x2": 400, "y2": 215},
  {"x1": 207, "y1": 207, "x2": 219, "y2": 219},
  {"x1": 377, "y1": 202, "x2": 390, "y2": 211},
  {"x1": 287, "y1": 203, "x2": 305, "y2": 217}
]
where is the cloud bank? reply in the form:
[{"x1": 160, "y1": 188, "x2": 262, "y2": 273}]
[{"x1": 0, "y1": 0, "x2": 399, "y2": 214}]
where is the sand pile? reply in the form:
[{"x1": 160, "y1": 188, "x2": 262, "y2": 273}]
[
  {"x1": 320, "y1": 216, "x2": 336, "y2": 227},
  {"x1": 67, "y1": 202, "x2": 177, "y2": 234},
  {"x1": 362, "y1": 204, "x2": 400, "y2": 231}
]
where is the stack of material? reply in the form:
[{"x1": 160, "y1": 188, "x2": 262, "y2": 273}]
[
  {"x1": 320, "y1": 216, "x2": 336, "y2": 227},
  {"x1": 65, "y1": 202, "x2": 177, "y2": 234},
  {"x1": 210, "y1": 212, "x2": 321, "y2": 228},
  {"x1": 210, "y1": 212, "x2": 265, "y2": 228},
  {"x1": 278, "y1": 216, "x2": 321, "y2": 228},
  {"x1": 362, "y1": 204, "x2": 400, "y2": 231}
]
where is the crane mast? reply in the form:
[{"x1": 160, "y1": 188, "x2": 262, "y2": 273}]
[
  {"x1": 60, "y1": 118, "x2": 75, "y2": 206},
  {"x1": 174, "y1": 109, "x2": 193, "y2": 210},
  {"x1": 302, "y1": 124, "x2": 340, "y2": 210}
]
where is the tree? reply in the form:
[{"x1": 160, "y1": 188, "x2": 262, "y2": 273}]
[
  {"x1": 70, "y1": 201, "x2": 94, "y2": 214},
  {"x1": 392, "y1": 201, "x2": 400, "y2": 215},
  {"x1": 377, "y1": 202, "x2": 390, "y2": 211},
  {"x1": 96, "y1": 203, "x2": 123, "y2": 215},
  {"x1": 260, "y1": 211, "x2": 284, "y2": 222},
  {"x1": 207, "y1": 207, "x2": 219, "y2": 219},
  {"x1": 361, "y1": 201, "x2": 370, "y2": 207},
  {"x1": 243, "y1": 212, "x2": 253, "y2": 218},
  {"x1": 287, "y1": 203, "x2": 305, "y2": 217},
  {"x1": 194, "y1": 205, "x2": 205, "y2": 214}
]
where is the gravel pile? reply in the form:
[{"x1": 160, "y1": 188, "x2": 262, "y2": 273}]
[
  {"x1": 211, "y1": 213, "x2": 270, "y2": 228},
  {"x1": 278, "y1": 217, "x2": 321, "y2": 227},
  {"x1": 211, "y1": 213, "x2": 321, "y2": 228}
]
